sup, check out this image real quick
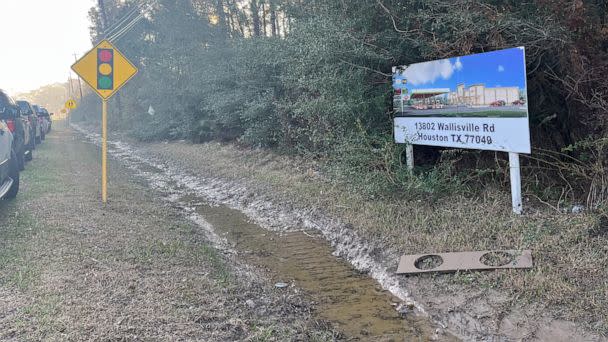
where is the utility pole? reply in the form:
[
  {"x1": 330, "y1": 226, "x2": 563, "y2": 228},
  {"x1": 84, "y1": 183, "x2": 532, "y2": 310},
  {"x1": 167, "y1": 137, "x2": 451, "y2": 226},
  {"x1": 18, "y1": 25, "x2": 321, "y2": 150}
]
[
  {"x1": 68, "y1": 74, "x2": 75, "y2": 99},
  {"x1": 73, "y1": 53, "x2": 84, "y2": 100}
]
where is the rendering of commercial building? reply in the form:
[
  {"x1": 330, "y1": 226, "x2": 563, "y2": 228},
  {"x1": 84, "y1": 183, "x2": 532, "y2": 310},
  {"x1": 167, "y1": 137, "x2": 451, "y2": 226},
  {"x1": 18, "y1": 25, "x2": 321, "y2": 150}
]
[{"x1": 448, "y1": 83, "x2": 520, "y2": 106}]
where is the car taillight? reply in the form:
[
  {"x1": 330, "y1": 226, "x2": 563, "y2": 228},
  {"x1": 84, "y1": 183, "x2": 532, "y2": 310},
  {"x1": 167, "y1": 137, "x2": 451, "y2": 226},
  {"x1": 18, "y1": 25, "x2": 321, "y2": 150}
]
[{"x1": 6, "y1": 119, "x2": 15, "y2": 132}]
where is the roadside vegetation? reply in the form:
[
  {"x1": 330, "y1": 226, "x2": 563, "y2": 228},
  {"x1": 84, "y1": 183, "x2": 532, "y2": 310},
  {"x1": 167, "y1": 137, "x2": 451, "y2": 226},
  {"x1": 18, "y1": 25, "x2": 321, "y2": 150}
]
[
  {"x1": 73, "y1": 0, "x2": 607, "y2": 212},
  {"x1": 70, "y1": 0, "x2": 608, "y2": 336},
  {"x1": 0, "y1": 125, "x2": 334, "y2": 341}
]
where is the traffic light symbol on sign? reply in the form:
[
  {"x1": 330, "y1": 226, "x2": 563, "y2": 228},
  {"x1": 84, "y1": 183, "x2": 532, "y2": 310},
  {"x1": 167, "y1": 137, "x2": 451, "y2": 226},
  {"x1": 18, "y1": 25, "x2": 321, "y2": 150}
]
[
  {"x1": 97, "y1": 48, "x2": 114, "y2": 90},
  {"x1": 72, "y1": 39, "x2": 137, "y2": 100}
]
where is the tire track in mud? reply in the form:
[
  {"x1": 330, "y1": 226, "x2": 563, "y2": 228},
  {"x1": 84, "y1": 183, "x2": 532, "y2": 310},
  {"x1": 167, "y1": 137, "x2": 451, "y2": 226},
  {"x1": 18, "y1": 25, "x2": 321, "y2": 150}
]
[{"x1": 72, "y1": 124, "x2": 457, "y2": 341}]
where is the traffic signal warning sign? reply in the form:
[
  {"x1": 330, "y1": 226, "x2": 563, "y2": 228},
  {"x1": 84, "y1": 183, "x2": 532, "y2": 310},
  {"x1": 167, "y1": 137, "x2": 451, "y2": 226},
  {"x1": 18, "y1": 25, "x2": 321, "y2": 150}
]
[{"x1": 72, "y1": 40, "x2": 137, "y2": 100}]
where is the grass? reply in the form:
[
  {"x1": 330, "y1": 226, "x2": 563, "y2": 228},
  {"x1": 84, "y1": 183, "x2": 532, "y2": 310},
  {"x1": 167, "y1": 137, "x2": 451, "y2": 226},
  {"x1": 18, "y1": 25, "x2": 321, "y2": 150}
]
[
  {"x1": 0, "y1": 208, "x2": 41, "y2": 290},
  {"x1": 0, "y1": 125, "x2": 335, "y2": 340},
  {"x1": 143, "y1": 138, "x2": 608, "y2": 336}
]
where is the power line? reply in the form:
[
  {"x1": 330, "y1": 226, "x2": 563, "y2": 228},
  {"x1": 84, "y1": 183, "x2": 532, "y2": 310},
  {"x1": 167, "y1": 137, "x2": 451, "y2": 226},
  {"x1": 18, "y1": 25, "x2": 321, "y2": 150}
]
[
  {"x1": 102, "y1": 3, "x2": 145, "y2": 39},
  {"x1": 108, "y1": 13, "x2": 146, "y2": 42}
]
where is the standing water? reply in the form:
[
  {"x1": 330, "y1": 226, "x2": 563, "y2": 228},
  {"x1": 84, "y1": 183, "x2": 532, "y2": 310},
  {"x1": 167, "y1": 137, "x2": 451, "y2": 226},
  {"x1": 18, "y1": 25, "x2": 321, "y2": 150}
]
[{"x1": 192, "y1": 202, "x2": 456, "y2": 341}]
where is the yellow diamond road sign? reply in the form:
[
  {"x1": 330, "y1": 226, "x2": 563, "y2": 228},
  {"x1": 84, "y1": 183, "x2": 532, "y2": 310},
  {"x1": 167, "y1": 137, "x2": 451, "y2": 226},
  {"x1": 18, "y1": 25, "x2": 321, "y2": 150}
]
[
  {"x1": 65, "y1": 99, "x2": 77, "y2": 109},
  {"x1": 71, "y1": 39, "x2": 138, "y2": 100}
]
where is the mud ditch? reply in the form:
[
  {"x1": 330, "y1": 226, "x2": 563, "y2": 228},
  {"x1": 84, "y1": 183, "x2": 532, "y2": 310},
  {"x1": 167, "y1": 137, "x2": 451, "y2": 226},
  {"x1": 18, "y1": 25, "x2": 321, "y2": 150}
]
[
  {"x1": 191, "y1": 202, "x2": 446, "y2": 340},
  {"x1": 72, "y1": 125, "x2": 457, "y2": 340}
]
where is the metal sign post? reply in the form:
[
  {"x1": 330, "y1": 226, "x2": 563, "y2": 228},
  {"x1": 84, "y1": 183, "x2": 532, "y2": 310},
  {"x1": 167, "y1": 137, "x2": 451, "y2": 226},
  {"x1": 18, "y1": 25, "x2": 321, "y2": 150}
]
[
  {"x1": 102, "y1": 100, "x2": 108, "y2": 203},
  {"x1": 72, "y1": 39, "x2": 138, "y2": 204},
  {"x1": 509, "y1": 152, "x2": 522, "y2": 214},
  {"x1": 406, "y1": 144, "x2": 414, "y2": 171}
]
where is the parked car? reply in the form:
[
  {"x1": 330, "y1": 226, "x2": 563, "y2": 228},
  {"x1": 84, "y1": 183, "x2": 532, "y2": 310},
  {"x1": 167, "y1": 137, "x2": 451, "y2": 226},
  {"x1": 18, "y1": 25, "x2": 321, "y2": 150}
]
[
  {"x1": 0, "y1": 90, "x2": 32, "y2": 170},
  {"x1": 38, "y1": 107, "x2": 52, "y2": 133},
  {"x1": 490, "y1": 100, "x2": 506, "y2": 107},
  {"x1": 32, "y1": 104, "x2": 47, "y2": 142},
  {"x1": 512, "y1": 99, "x2": 525, "y2": 106},
  {"x1": 17, "y1": 100, "x2": 41, "y2": 151},
  {"x1": 0, "y1": 104, "x2": 20, "y2": 199}
]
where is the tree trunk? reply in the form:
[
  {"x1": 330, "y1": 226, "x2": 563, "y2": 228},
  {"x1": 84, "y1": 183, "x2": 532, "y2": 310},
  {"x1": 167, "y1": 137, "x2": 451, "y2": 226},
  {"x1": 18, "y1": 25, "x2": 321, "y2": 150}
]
[
  {"x1": 98, "y1": 0, "x2": 109, "y2": 35},
  {"x1": 215, "y1": 0, "x2": 228, "y2": 39},
  {"x1": 262, "y1": 2, "x2": 267, "y2": 36},
  {"x1": 270, "y1": 0, "x2": 277, "y2": 37},
  {"x1": 250, "y1": 0, "x2": 261, "y2": 37}
]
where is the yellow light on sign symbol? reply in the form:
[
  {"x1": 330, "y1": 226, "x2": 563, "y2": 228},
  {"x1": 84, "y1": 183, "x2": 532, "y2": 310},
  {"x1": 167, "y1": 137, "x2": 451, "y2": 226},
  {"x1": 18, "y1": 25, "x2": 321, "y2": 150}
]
[{"x1": 99, "y1": 63, "x2": 112, "y2": 75}]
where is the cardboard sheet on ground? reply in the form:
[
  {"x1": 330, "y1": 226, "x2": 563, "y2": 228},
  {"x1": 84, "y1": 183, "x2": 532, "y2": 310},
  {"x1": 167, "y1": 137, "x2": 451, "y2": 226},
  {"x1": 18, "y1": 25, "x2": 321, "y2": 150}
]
[{"x1": 396, "y1": 250, "x2": 533, "y2": 274}]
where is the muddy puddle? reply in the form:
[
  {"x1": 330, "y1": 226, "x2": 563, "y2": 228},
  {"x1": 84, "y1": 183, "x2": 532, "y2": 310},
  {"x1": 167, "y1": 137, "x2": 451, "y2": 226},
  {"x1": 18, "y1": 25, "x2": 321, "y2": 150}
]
[
  {"x1": 73, "y1": 127, "x2": 456, "y2": 341},
  {"x1": 189, "y1": 200, "x2": 453, "y2": 341}
]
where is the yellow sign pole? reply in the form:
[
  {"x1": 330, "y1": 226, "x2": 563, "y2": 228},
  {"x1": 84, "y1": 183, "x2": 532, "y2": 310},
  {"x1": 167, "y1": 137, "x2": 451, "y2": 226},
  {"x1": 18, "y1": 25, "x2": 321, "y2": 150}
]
[
  {"x1": 72, "y1": 40, "x2": 138, "y2": 204},
  {"x1": 102, "y1": 99, "x2": 108, "y2": 203}
]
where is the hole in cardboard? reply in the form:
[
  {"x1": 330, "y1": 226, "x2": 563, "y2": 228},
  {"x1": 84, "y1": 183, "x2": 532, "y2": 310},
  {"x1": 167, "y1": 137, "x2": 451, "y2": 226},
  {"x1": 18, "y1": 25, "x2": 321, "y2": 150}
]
[
  {"x1": 480, "y1": 251, "x2": 514, "y2": 267},
  {"x1": 414, "y1": 255, "x2": 443, "y2": 270}
]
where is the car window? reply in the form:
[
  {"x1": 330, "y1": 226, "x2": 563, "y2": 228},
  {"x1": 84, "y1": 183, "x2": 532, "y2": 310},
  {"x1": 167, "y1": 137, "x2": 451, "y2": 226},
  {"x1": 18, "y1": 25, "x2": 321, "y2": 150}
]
[
  {"x1": 0, "y1": 92, "x2": 16, "y2": 119},
  {"x1": 0, "y1": 92, "x2": 11, "y2": 108},
  {"x1": 17, "y1": 101, "x2": 34, "y2": 114}
]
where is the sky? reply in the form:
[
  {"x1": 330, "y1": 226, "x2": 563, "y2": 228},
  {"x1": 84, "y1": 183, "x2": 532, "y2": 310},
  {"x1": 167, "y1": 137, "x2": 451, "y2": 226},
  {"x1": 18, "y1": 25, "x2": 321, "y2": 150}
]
[
  {"x1": 395, "y1": 47, "x2": 527, "y2": 92},
  {"x1": 0, "y1": 0, "x2": 96, "y2": 96}
]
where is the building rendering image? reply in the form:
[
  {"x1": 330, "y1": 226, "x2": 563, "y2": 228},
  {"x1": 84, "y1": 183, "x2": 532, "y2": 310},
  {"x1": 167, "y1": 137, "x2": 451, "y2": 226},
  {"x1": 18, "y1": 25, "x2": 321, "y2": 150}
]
[
  {"x1": 393, "y1": 47, "x2": 529, "y2": 118},
  {"x1": 449, "y1": 83, "x2": 520, "y2": 106}
]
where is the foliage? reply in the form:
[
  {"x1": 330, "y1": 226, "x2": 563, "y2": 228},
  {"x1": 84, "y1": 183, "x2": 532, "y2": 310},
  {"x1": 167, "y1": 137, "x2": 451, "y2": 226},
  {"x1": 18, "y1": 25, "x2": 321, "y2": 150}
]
[
  {"x1": 72, "y1": 0, "x2": 608, "y2": 206},
  {"x1": 16, "y1": 83, "x2": 71, "y2": 114}
]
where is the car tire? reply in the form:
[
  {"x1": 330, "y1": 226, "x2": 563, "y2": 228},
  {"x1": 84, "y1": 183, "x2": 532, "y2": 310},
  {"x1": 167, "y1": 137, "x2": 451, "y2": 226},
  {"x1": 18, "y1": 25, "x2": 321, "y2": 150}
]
[
  {"x1": 5, "y1": 150, "x2": 20, "y2": 199},
  {"x1": 31, "y1": 131, "x2": 37, "y2": 149},
  {"x1": 18, "y1": 148, "x2": 25, "y2": 171},
  {"x1": 25, "y1": 145, "x2": 33, "y2": 161}
]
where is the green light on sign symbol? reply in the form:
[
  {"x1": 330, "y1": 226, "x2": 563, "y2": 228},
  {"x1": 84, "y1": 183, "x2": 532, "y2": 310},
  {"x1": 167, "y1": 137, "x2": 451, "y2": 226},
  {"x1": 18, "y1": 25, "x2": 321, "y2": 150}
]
[{"x1": 98, "y1": 76, "x2": 112, "y2": 90}]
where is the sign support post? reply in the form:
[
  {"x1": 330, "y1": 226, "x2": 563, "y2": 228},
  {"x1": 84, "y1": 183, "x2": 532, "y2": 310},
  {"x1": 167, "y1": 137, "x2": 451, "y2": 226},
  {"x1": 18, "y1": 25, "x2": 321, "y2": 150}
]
[
  {"x1": 72, "y1": 39, "x2": 138, "y2": 204},
  {"x1": 406, "y1": 144, "x2": 414, "y2": 171},
  {"x1": 509, "y1": 152, "x2": 522, "y2": 214},
  {"x1": 102, "y1": 100, "x2": 108, "y2": 203}
]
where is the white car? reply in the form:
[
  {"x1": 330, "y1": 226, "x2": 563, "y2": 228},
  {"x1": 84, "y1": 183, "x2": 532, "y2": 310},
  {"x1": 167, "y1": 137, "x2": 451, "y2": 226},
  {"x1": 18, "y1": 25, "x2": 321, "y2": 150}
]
[
  {"x1": 0, "y1": 108, "x2": 20, "y2": 199},
  {"x1": 32, "y1": 104, "x2": 49, "y2": 141}
]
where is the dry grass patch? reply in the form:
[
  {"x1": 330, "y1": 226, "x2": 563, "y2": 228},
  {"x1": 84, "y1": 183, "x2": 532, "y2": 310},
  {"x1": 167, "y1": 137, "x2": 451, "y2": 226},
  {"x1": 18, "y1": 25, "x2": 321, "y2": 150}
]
[{"x1": 141, "y1": 139, "x2": 608, "y2": 336}]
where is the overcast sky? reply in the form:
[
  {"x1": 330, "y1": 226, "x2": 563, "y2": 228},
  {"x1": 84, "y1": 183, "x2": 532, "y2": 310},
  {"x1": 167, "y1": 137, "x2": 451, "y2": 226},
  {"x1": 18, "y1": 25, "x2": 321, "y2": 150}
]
[{"x1": 0, "y1": 0, "x2": 96, "y2": 95}]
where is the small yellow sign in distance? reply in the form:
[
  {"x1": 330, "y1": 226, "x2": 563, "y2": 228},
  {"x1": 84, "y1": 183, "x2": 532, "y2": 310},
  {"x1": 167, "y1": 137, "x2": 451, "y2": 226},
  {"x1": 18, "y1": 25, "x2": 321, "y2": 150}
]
[
  {"x1": 71, "y1": 39, "x2": 138, "y2": 100},
  {"x1": 65, "y1": 99, "x2": 77, "y2": 109}
]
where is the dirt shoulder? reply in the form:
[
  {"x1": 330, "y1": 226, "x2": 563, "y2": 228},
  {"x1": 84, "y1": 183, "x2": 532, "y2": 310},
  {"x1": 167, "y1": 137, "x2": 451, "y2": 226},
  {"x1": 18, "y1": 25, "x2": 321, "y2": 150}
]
[
  {"x1": 0, "y1": 123, "x2": 334, "y2": 341},
  {"x1": 110, "y1": 130, "x2": 607, "y2": 341}
]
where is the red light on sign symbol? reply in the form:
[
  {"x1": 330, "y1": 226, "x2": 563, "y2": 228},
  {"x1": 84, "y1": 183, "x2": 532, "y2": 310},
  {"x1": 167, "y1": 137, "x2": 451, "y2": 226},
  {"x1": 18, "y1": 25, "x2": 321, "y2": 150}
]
[{"x1": 99, "y1": 49, "x2": 113, "y2": 63}]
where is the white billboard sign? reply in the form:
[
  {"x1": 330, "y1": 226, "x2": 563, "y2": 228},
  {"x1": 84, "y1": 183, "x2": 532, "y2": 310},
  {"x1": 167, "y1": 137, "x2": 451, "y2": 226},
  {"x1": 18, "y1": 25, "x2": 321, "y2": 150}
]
[{"x1": 393, "y1": 47, "x2": 530, "y2": 154}]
